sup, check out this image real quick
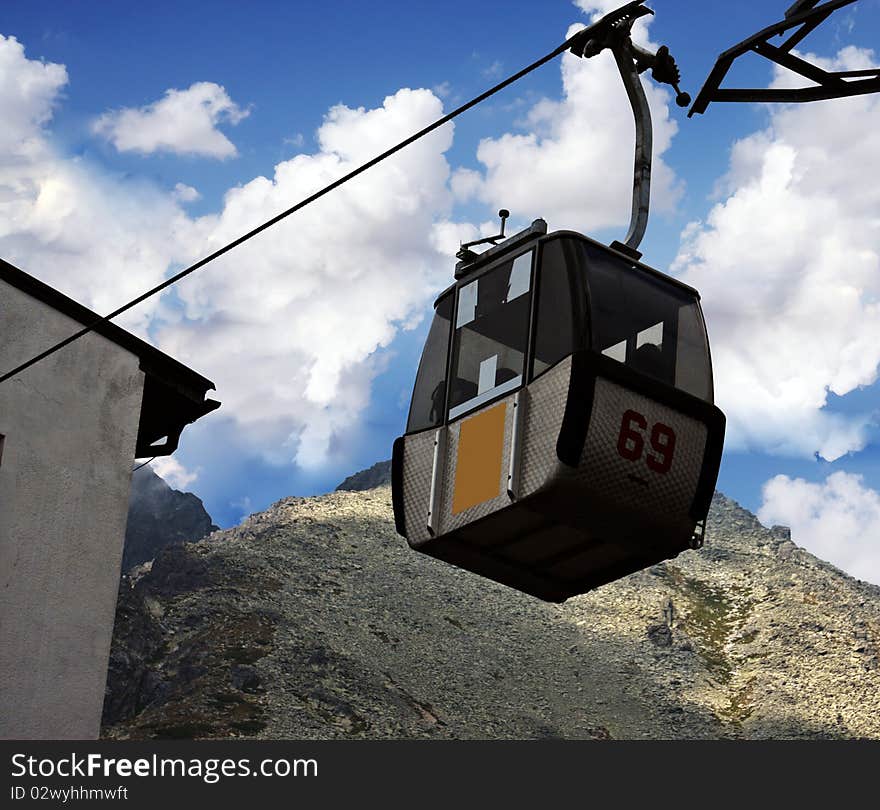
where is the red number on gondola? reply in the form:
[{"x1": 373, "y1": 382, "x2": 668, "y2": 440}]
[
  {"x1": 617, "y1": 410, "x2": 646, "y2": 460},
  {"x1": 615, "y1": 411, "x2": 677, "y2": 475},
  {"x1": 647, "y1": 422, "x2": 676, "y2": 474}
]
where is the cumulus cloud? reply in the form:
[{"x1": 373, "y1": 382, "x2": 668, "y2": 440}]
[
  {"x1": 173, "y1": 182, "x2": 200, "y2": 203},
  {"x1": 92, "y1": 81, "x2": 249, "y2": 159},
  {"x1": 0, "y1": 35, "x2": 189, "y2": 336},
  {"x1": 759, "y1": 472, "x2": 880, "y2": 586},
  {"x1": 153, "y1": 88, "x2": 456, "y2": 466},
  {"x1": 150, "y1": 456, "x2": 199, "y2": 490},
  {"x1": 673, "y1": 46, "x2": 880, "y2": 460},
  {"x1": 0, "y1": 35, "x2": 67, "y2": 154},
  {"x1": 454, "y1": 0, "x2": 681, "y2": 233}
]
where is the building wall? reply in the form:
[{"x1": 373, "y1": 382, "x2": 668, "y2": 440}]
[{"x1": 0, "y1": 279, "x2": 144, "y2": 739}]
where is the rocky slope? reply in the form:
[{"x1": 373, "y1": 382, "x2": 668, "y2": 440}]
[
  {"x1": 102, "y1": 486, "x2": 880, "y2": 739},
  {"x1": 123, "y1": 467, "x2": 218, "y2": 569}
]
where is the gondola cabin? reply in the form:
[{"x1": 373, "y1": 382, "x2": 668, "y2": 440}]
[{"x1": 391, "y1": 219, "x2": 725, "y2": 602}]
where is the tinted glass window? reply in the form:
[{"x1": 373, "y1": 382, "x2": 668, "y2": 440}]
[
  {"x1": 532, "y1": 239, "x2": 586, "y2": 378},
  {"x1": 449, "y1": 251, "x2": 532, "y2": 420},
  {"x1": 585, "y1": 243, "x2": 713, "y2": 402},
  {"x1": 406, "y1": 293, "x2": 453, "y2": 433},
  {"x1": 675, "y1": 303, "x2": 714, "y2": 401}
]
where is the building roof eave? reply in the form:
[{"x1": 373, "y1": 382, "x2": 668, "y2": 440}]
[{"x1": 0, "y1": 258, "x2": 221, "y2": 458}]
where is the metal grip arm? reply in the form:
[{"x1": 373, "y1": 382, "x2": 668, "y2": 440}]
[
  {"x1": 610, "y1": 37, "x2": 653, "y2": 252},
  {"x1": 567, "y1": 2, "x2": 689, "y2": 253}
]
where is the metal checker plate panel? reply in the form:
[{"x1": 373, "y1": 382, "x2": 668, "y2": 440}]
[
  {"x1": 518, "y1": 357, "x2": 571, "y2": 498},
  {"x1": 401, "y1": 429, "x2": 439, "y2": 546},
  {"x1": 574, "y1": 377, "x2": 707, "y2": 528}
]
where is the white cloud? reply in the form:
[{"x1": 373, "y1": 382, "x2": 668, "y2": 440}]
[
  {"x1": 149, "y1": 456, "x2": 199, "y2": 490},
  {"x1": 92, "y1": 81, "x2": 249, "y2": 159},
  {"x1": 1, "y1": 36, "x2": 456, "y2": 473},
  {"x1": 154, "y1": 88, "x2": 456, "y2": 467},
  {"x1": 456, "y1": 3, "x2": 681, "y2": 233},
  {"x1": 0, "y1": 35, "x2": 67, "y2": 154},
  {"x1": 759, "y1": 471, "x2": 880, "y2": 586},
  {"x1": 430, "y1": 219, "x2": 480, "y2": 256},
  {"x1": 673, "y1": 46, "x2": 880, "y2": 460},
  {"x1": 173, "y1": 182, "x2": 200, "y2": 203},
  {"x1": 0, "y1": 35, "x2": 189, "y2": 336}
]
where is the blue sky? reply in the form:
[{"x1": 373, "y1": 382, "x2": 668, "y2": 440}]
[{"x1": 2, "y1": 0, "x2": 880, "y2": 584}]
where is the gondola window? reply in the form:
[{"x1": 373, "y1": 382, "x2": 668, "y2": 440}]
[{"x1": 448, "y1": 251, "x2": 533, "y2": 420}]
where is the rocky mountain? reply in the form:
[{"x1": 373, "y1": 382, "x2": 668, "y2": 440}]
[
  {"x1": 335, "y1": 460, "x2": 391, "y2": 492},
  {"x1": 123, "y1": 466, "x2": 218, "y2": 570},
  {"x1": 102, "y1": 483, "x2": 880, "y2": 739}
]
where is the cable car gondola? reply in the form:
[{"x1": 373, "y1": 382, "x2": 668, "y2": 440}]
[{"x1": 391, "y1": 2, "x2": 726, "y2": 602}]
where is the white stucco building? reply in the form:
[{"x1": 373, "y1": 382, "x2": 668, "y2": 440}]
[{"x1": 0, "y1": 257, "x2": 219, "y2": 739}]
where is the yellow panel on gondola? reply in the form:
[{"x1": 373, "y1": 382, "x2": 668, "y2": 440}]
[{"x1": 452, "y1": 403, "x2": 506, "y2": 515}]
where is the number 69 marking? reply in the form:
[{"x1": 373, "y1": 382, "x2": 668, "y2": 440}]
[{"x1": 616, "y1": 409, "x2": 677, "y2": 474}]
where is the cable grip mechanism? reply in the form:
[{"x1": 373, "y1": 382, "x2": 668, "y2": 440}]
[{"x1": 566, "y1": 2, "x2": 690, "y2": 252}]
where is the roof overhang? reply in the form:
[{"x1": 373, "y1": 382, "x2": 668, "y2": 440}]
[{"x1": 0, "y1": 258, "x2": 220, "y2": 458}]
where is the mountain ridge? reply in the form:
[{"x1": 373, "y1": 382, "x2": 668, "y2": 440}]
[
  {"x1": 335, "y1": 460, "x2": 392, "y2": 492},
  {"x1": 102, "y1": 479, "x2": 880, "y2": 739}
]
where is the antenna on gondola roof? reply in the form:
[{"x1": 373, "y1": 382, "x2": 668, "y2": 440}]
[{"x1": 456, "y1": 209, "x2": 511, "y2": 263}]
